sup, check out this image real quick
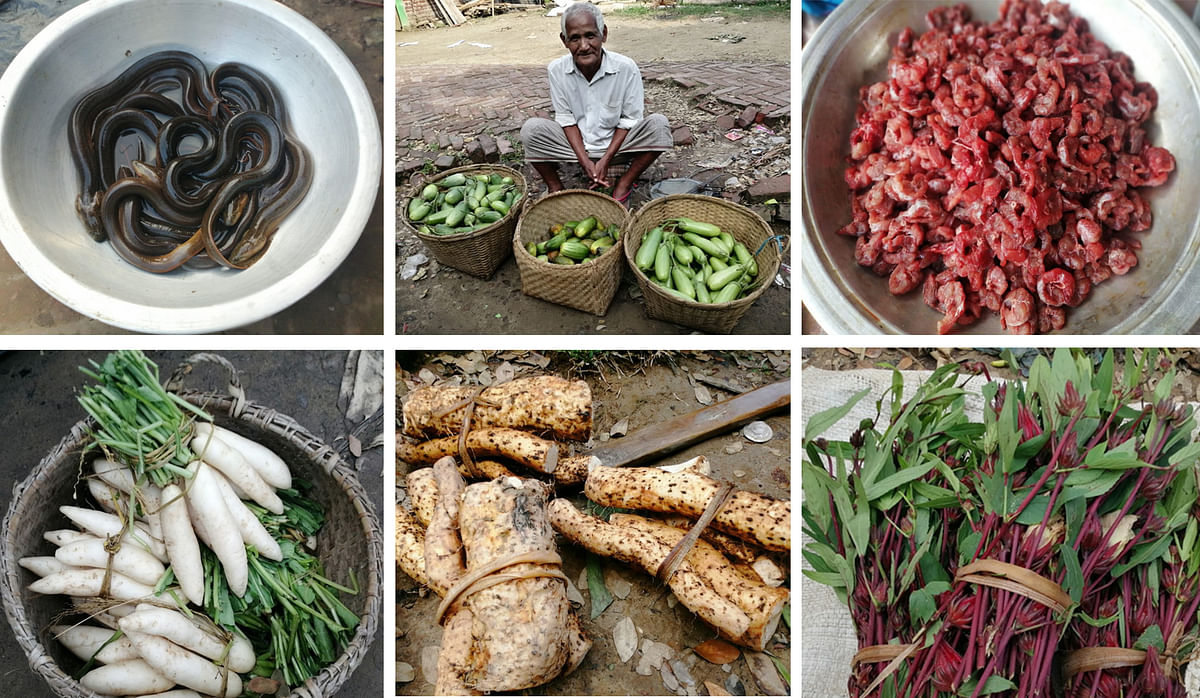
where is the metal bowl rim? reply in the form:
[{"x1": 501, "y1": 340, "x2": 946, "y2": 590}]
[
  {"x1": 0, "y1": 0, "x2": 382, "y2": 334},
  {"x1": 801, "y1": 0, "x2": 1200, "y2": 335}
]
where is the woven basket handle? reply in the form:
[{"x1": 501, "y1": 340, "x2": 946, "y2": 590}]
[{"x1": 165, "y1": 353, "x2": 247, "y2": 418}]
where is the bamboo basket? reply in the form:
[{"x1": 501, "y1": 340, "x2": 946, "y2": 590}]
[
  {"x1": 623, "y1": 194, "x2": 782, "y2": 334},
  {"x1": 0, "y1": 363, "x2": 382, "y2": 698},
  {"x1": 400, "y1": 164, "x2": 527, "y2": 279},
  {"x1": 512, "y1": 189, "x2": 629, "y2": 316}
]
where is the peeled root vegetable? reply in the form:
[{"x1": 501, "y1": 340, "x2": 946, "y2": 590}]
[
  {"x1": 93, "y1": 458, "x2": 164, "y2": 542},
  {"x1": 548, "y1": 498, "x2": 764, "y2": 650},
  {"x1": 210, "y1": 470, "x2": 283, "y2": 561},
  {"x1": 584, "y1": 464, "x2": 791, "y2": 551},
  {"x1": 18, "y1": 556, "x2": 75, "y2": 578},
  {"x1": 405, "y1": 468, "x2": 438, "y2": 528},
  {"x1": 396, "y1": 506, "x2": 433, "y2": 590},
  {"x1": 425, "y1": 457, "x2": 588, "y2": 694},
  {"x1": 397, "y1": 429, "x2": 560, "y2": 474},
  {"x1": 609, "y1": 514, "x2": 788, "y2": 649},
  {"x1": 59, "y1": 506, "x2": 167, "y2": 561},
  {"x1": 124, "y1": 630, "x2": 243, "y2": 698},
  {"x1": 29, "y1": 568, "x2": 156, "y2": 601},
  {"x1": 120, "y1": 604, "x2": 255, "y2": 673},
  {"x1": 192, "y1": 422, "x2": 292, "y2": 490},
  {"x1": 131, "y1": 691, "x2": 204, "y2": 698},
  {"x1": 55, "y1": 537, "x2": 167, "y2": 587},
  {"x1": 184, "y1": 463, "x2": 248, "y2": 597},
  {"x1": 401, "y1": 376, "x2": 592, "y2": 442},
  {"x1": 51, "y1": 624, "x2": 141, "y2": 665},
  {"x1": 189, "y1": 432, "x2": 284, "y2": 515},
  {"x1": 80, "y1": 659, "x2": 174, "y2": 696},
  {"x1": 159, "y1": 484, "x2": 204, "y2": 606}
]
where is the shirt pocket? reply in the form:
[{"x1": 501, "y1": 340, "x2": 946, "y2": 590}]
[{"x1": 597, "y1": 100, "x2": 622, "y2": 129}]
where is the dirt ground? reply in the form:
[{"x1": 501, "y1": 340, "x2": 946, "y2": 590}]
[
  {"x1": 395, "y1": 350, "x2": 792, "y2": 696},
  {"x1": 395, "y1": 7, "x2": 790, "y2": 335},
  {"x1": 396, "y1": 8, "x2": 790, "y2": 66}
]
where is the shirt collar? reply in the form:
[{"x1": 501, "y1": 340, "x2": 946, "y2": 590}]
[{"x1": 566, "y1": 49, "x2": 618, "y2": 81}]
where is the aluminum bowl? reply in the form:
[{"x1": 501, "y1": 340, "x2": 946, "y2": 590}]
[
  {"x1": 0, "y1": 0, "x2": 381, "y2": 334},
  {"x1": 801, "y1": 0, "x2": 1200, "y2": 334}
]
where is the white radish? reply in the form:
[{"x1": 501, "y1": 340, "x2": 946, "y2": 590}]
[
  {"x1": 18, "y1": 556, "x2": 76, "y2": 578},
  {"x1": 122, "y1": 604, "x2": 256, "y2": 672},
  {"x1": 45, "y1": 528, "x2": 92, "y2": 547},
  {"x1": 124, "y1": 630, "x2": 243, "y2": 698},
  {"x1": 94, "y1": 458, "x2": 164, "y2": 542},
  {"x1": 194, "y1": 423, "x2": 292, "y2": 489},
  {"x1": 184, "y1": 463, "x2": 248, "y2": 597},
  {"x1": 190, "y1": 432, "x2": 284, "y2": 514},
  {"x1": 79, "y1": 659, "x2": 174, "y2": 695},
  {"x1": 159, "y1": 484, "x2": 204, "y2": 606},
  {"x1": 131, "y1": 691, "x2": 204, "y2": 698},
  {"x1": 87, "y1": 477, "x2": 124, "y2": 514},
  {"x1": 51, "y1": 624, "x2": 141, "y2": 664},
  {"x1": 29, "y1": 568, "x2": 154, "y2": 600},
  {"x1": 56, "y1": 538, "x2": 166, "y2": 587},
  {"x1": 211, "y1": 471, "x2": 282, "y2": 561},
  {"x1": 59, "y1": 506, "x2": 167, "y2": 562}
]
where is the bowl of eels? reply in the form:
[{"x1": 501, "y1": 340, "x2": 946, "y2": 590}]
[{"x1": 0, "y1": 0, "x2": 381, "y2": 333}]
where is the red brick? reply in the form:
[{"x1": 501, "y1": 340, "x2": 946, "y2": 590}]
[
  {"x1": 735, "y1": 106, "x2": 760, "y2": 128},
  {"x1": 672, "y1": 126, "x2": 694, "y2": 146},
  {"x1": 715, "y1": 115, "x2": 736, "y2": 131},
  {"x1": 450, "y1": 135, "x2": 464, "y2": 150},
  {"x1": 497, "y1": 138, "x2": 514, "y2": 155},
  {"x1": 434, "y1": 154, "x2": 457, "y2": 169}
]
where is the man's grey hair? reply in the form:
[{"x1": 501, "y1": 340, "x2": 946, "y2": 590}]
[{"x1": 560, "y1": 2, "x2": 605, "y2": 37}]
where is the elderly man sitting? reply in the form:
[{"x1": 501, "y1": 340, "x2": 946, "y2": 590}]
[{"x1": 520, "y1": 2, "x2": 672, "y2": 205}]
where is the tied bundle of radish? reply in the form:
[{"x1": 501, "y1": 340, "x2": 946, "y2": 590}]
[
  {"x1": 802, "y1": 349, "x2": 1200, "y2": 697},
  {"x1": 19, "y1": 350, "x2": 359, "y2": 695}
]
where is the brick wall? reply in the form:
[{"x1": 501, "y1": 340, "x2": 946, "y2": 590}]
[{"x1": 402, "y1": 0, "x2": 442, "y2": 27}]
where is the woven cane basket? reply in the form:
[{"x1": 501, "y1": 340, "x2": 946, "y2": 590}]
[
  {"x1": 0, "y1": 389, "x2": 383, "y2": 698},
  {"x1": 624, "y1": 194, "x2": 782, "y2": 333},
  {"x1": 400, "y1": 164, "x2": 527, "y2": 279},
  {"x1": 512, "y1": 189, "x2": 630, "y2": 316}
]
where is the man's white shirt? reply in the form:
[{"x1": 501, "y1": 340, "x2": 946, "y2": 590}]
[{"x1": 547, "y1": 49, "x2": 645, "y2": 154}]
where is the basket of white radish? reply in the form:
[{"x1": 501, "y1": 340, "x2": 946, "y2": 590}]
[{"x1": 0, "y1": 351, "x2": 382, "y2": 698}]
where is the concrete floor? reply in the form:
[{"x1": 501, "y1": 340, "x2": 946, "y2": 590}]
[
  {"x1": 0, "y1": 0, "x2": 384, "y2": 334},
  {"x1": 0, "y1": 350, "x2": 385, "y2": 695}
]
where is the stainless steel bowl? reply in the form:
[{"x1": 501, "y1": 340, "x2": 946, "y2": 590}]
[
  {"x1": 0, "y1": 0, "x2": 381, "y2": 334},
  {"x1": 801, "y1": 0, "x2": 1200, "y2": 334}
]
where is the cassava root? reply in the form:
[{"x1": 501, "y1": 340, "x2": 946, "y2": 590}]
[
  {"x1": 402, "y1": 376, "x2": 591, "y2": 442},
  {"x1": 584, "y1": 464, "x2": 790, "y2": 551}
]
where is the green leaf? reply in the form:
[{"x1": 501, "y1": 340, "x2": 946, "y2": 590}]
[
  {"x1": 957, "y1": 675, "x2": 1017, "y2": 696},
  {"x1": 1061, "y1": 545, "x2": 1083, "y2": 604},
  {"x1": 586, "y1": 555, "x2": 614, "y2": 619},
  {"x1": 1133, "y1": 625, "x2": 1165, "y2": 652},
  {"x1": 1169, "y1": 441, "x2": 1200, "y2": 468},
  {"x1": 1112, "y1": 535, "x2": 1174, "y2": 576},
  {"x1": 769, "y1": 654, "x2": 790, "y2": 685},
  {"x1": 908, "y1": 581, "x2": 952, "y2": 624},
  {"x1": 805, "y1": 387, "x2": 871, "y2": 440},
  {"x1": 1083, "y1": 439, "x2": 1146, "y2": 470},
  {"x1": 865, "y1": 457, "x2": 935, "y2": 501},
  {"x1": 1062, "y1": 468, "x2": 1121, "y2": 501},
  {"x1": 1180, "y1": 518, "x2": 1197, "y2": 564}
]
